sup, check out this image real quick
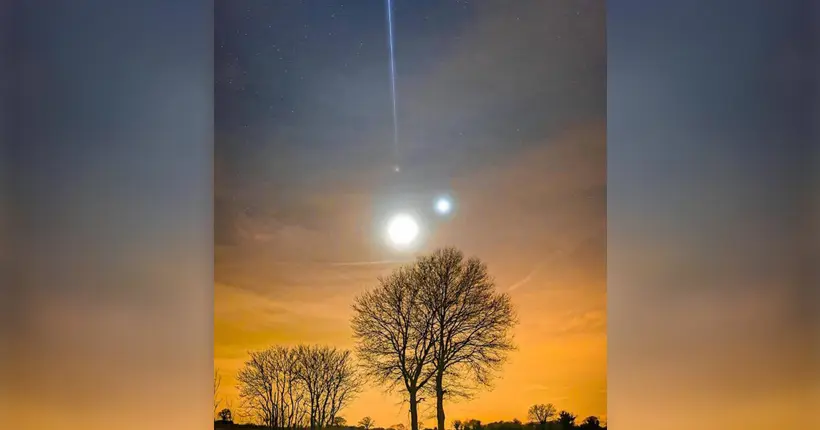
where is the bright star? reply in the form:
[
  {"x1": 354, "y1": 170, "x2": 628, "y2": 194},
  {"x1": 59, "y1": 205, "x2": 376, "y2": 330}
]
[{"x1": 434, "y1": 197, "x2": 452, "y2": 215}]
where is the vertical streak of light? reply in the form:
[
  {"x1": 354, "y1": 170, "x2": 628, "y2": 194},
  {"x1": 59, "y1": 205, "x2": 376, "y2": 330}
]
[{"x1": 385, "y1": 0, "x2": 400, "y2": 166}]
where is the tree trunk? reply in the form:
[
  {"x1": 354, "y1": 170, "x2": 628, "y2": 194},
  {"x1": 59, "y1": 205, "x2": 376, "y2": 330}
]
[
  {"x1": 409, "y1": 389, "x2": 420, "y2": 430},
  {"x1": 310, "y1": 401, "x2": 317, "y2": 430},
  {"x1": 436, "y1": 371, "x2": 445, "y2": 430}
]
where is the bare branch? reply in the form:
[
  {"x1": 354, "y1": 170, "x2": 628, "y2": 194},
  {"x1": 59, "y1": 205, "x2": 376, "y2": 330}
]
[
  {"x1": 527, "y1": 403, "x2": 557, "y2": 425},
  {"x1": 236, "y1": 345, "x2": 359, "y2": 429},
  {"x1": 351, "y1": 265, "x2": 438, "y2": 430},
  {"x1": 351, "y1": 248, "x2": 518, "y2": 430},
  {"x1": 416, "y1": 248, "x2": 519, "y2": 430},
  {"x1": 214, "y1": 368, "x2": 223, "y2": 416}
]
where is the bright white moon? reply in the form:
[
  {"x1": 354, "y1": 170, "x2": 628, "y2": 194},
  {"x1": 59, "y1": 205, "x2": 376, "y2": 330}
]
[
  {"x1": 435, "y1": 197, "x2": 451, "y2": 214},
  {"x1": 386, "y1": 214, "x2": 419, "y2": 247}
]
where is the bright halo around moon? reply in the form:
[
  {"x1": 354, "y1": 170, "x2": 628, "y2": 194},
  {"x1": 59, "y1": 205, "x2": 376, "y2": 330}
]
[
  {"x1": 386, "y1": 213, "x2": 419, "y2": 247},
  {"x1": 434, "y1": 197, "x2": 452, "y2": 215}
]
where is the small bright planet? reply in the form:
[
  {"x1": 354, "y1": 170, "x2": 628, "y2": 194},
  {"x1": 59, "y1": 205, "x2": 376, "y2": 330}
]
[
  {"x1": 386, "y1": 213, "x2": 419, "y2": 247},
  {"x1": 434, "y1": 197, "x2": 452, "y2": 215}
]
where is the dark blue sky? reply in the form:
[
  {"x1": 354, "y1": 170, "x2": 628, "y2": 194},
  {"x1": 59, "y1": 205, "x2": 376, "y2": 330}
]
[{"x1": 215, "y1": 0, "x2": 605, "y2": 199}]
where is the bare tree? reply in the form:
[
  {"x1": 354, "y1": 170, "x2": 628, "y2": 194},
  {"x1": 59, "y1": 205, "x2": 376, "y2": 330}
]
[
  {"x1": 351, "y1": 266, "x2": 438, "y2": 430},
  {"x1": 296, "y1": 345, "x2": 328, "y2": 430},
  {"x1": 325, "y1": 350, "x2": 361, "y2": 426},
  {"x1": 295, "y1": 345, "x2": 362, "y2": 430},
  {"x1": 237, "y1": 348, "x2": 277, "y2": 427},
  {"x1": 358, "y1": 416, "x2": 375, "y2": 430},
  {"x1": 237, "y1": 345, "x2": 358, "y2": 429},
  {"x1": 528, "y1": 404, "x2": 556, "y2": 429},
  {"x1": 416, "y1": 248, "x2": 518, "y2": 430},
  {"x1": 218, "y1": 408, "x2": 233, "y2": 422},
  {"x1": 214, "y1": 368, "x2": 223, "y2": 417},
  {"x1": 272, "y1": 346, "x2": 309, "y2": 429}
]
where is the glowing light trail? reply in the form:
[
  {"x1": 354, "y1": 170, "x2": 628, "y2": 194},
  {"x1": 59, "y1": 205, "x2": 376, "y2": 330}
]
[{"x1": 385, "y1": 0, "x2": 400, "y2": 170}]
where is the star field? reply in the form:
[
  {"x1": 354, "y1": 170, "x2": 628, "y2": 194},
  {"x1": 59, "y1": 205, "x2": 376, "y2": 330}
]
[{"x1": 215, "y1": 0, "x2": 604, "y2": 195}]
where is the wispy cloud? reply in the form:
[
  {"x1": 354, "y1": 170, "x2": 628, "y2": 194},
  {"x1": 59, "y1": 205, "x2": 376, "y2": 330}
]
[
  {"x1": 508, "y1": 261, "x2": 548, "y2": 291},
  {"x1": 328, "y1": 260, "x2": 409, "y2": 267}
]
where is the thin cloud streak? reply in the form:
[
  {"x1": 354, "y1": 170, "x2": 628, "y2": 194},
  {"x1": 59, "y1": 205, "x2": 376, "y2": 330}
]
[
  {"x1": 328, "y1": 260, "x2": 410, "y2": 267},
  {"x1": 507, "y1": 229, "x2": 606, "y2": 292},
  {"x1": 507, "y1": 262, "x2": 547, "y2": 292}
]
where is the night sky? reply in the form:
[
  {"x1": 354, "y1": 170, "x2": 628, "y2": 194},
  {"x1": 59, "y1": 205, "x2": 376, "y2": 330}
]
[
  {"x1": 215, "y1": 0, "x2": 605, "y2": 424},
  {"x1": 215, "y1": 0, "x2": 604, "y2": 203}
]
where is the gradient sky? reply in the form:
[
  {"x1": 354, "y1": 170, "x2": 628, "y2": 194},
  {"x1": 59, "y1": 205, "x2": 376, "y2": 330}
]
[
  {"x1": 4, "y1": 1, "x2": 813, "y2": 430},
  {"x1": 215, "y1": 0, "x2": 605, "y2": 425}
]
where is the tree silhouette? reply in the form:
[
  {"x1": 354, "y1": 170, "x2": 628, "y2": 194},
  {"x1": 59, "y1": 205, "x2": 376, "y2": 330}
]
[
  {"x1": 557, "y1": 411, "x2": 576, "y2": 429},
  {"x1": 333, "y1": 417, "x2": 348, "y2": 427},
  {"x1": 465, "y1": 419, "x2": 482, "y2": 430},
  {"x1": 453, "y1": 420, "x2": 463, "y2": 430},
  {"x1": 218, "y1": 408, "x2": 233, "y2": 422},
  {"x1": 236, "y1": 348, "x2": 278, "y2": 427},
  {"x1": 295, "y1": 345, "x2": 361, "y2": 430},
  {"x1": 214, "y1": 368, "x2": 223, "y2": 417},
  {"x1": 351, "y1": 266, "x2": 438, "y2": 430},
  {"x1": 358, "y1": 416, "x2": 375, "y2": 430},
  {"x1": 236, "y1": 345, "x2": 359, "y2": 429},
  {"x1": 579, "y1": 416, "x2": 601, "y2": 429},
  {"x1": 416, "y1": 247, "x2": 518, "y2": 430},
  {"x1": 528, "y1": 404, "x2": 556, "y2": 429}
]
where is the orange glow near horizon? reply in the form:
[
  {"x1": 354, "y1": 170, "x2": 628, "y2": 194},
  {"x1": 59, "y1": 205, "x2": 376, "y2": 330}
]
[{"x1": 214, "y1": 125, "x2": 607, "y2": 426}]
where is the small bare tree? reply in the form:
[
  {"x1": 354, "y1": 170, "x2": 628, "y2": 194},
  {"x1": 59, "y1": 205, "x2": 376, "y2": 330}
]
[
  {"x1": 358, "y1": 416, "x2": 375, "y2": 430},
  {"x1": 295, "y1": 345, "x2": 361, "y2": 430},
  {"x1": 351, "y1": 266, "x2": 438, "y2": 430},
  {"x1": 416, "y1": 247, "x2": 518, "y2": 430},
  {"x1": 219, "y1": 408, "x2": 233, "y2": 422},
  {"x1": 237, "y1": 345, "x2": 359, "y2": 429},
  {"x1": 528, "y1": 404, "x2": 556, "y2": 429},
  {"x1": 214, "y1": 368, "x2": 223, "y2": 417}
]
